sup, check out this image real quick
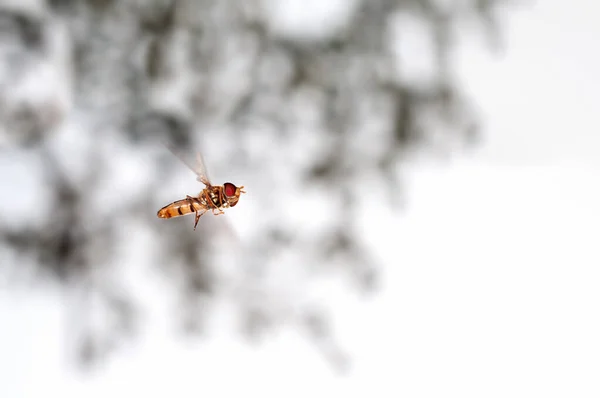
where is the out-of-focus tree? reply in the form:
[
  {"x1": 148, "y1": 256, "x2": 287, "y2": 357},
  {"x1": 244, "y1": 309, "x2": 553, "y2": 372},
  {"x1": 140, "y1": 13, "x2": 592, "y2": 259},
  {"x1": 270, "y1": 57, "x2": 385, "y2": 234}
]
[{"x1": 0, "y1": 0, "x2": 508, "y2": 371}]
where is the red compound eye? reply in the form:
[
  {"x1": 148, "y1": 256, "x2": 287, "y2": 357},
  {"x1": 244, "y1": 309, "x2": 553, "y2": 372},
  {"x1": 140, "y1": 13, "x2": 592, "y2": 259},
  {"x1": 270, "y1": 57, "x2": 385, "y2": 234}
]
[{"x1": 224, "y1": 182, "x2": 236, "y2": 197}]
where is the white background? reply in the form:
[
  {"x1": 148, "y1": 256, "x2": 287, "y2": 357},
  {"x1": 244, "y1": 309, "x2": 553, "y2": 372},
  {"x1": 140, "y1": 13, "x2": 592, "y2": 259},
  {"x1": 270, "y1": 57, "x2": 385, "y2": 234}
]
[{"x1": 1, "y1": 0, "x2": 599, "y2": 396}]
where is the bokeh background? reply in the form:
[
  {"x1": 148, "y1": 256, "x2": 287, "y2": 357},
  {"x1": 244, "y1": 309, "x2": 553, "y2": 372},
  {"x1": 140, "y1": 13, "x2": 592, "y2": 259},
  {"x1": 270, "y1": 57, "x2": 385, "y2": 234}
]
[{"x1": 1, "y1": 0, "x2": 599, "y2": 396}]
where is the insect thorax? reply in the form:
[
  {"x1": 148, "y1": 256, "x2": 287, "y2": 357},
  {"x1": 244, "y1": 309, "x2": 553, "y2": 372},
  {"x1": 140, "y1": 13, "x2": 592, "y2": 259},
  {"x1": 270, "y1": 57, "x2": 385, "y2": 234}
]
[{"x1": 206, "y1": 187, "x2": 224, "y2": 208}]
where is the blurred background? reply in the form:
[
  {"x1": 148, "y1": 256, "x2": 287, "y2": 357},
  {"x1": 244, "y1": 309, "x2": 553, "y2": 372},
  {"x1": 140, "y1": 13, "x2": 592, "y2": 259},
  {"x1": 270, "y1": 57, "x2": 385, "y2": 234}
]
[{"x1": 0, "y1": 0, "x2": 599, "y2": 396}]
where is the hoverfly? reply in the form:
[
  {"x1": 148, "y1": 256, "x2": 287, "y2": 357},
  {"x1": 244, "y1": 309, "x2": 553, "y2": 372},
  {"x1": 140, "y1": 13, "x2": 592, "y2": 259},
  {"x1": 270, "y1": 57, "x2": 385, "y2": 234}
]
[{"x1": 157, "y1": 145, "x2": 245, "y2": 231}]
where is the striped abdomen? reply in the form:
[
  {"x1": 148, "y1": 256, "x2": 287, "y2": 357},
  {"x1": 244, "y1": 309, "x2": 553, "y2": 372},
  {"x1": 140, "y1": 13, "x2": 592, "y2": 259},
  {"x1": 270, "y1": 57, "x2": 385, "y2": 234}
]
[{"x1": 157, "y1": 197, "x2": 204, "y2": 219}]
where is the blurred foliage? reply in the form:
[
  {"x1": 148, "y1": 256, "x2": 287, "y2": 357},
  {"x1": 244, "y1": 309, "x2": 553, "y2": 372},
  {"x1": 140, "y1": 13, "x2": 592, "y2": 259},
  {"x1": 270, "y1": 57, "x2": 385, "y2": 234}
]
[{"x1": 0, "y1": 0, "x2": 508, "y2": 371}]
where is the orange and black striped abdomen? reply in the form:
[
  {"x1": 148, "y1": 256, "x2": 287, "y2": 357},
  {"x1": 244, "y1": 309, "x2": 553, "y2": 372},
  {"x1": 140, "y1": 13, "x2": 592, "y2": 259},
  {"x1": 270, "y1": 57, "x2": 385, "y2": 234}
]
[{"x1": 157, "y1": 198, "x2": 203, "y2": 219}]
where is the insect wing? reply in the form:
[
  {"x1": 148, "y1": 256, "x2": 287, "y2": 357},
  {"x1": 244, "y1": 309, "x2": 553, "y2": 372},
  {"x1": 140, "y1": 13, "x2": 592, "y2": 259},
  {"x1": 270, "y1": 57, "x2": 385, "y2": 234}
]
[
  {"x1": 163, "y1": 143, "x2": 212, "y2": 187},
  {"x1": 193, "y1": 152, "x2": 212, "y2": 187}
]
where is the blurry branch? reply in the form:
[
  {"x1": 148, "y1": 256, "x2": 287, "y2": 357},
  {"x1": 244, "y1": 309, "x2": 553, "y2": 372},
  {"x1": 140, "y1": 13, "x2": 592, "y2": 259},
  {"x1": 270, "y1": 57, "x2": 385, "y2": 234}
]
[
  {"x1": 2, "y1": 150, "x2": 97, "y2": 281},
  {"x1": 0, "y1": 0, "x2": 508, "y2": 371},
  {"x1": 0, "y1": 146, "x2": 142, "y2": 364},
  {"x1": 0, "y1": 8, "x2": 44, "y2": 50}
]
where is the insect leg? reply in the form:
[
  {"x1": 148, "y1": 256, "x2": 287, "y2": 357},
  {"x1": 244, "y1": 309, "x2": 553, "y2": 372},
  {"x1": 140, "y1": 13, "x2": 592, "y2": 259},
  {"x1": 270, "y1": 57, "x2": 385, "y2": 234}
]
[
  {"x1": 186, "y1": 195, "x2": 201, "y2": 231},
  {"x1": 218, "y1": 190, "x2": 225, "y2": 215},
  {"x1": 193, "y1": 209, "x2": 207, "y2": 231}
]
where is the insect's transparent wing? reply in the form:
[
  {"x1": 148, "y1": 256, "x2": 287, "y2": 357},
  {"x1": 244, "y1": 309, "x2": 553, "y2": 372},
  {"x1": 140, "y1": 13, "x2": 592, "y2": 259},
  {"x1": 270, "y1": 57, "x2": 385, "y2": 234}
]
[
  {"x1": 191, "y1": 152, "x2": 212, "y2": 186},
  {"x1": 162, "y1": 142, "x2": 212, "y2": 187}
]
